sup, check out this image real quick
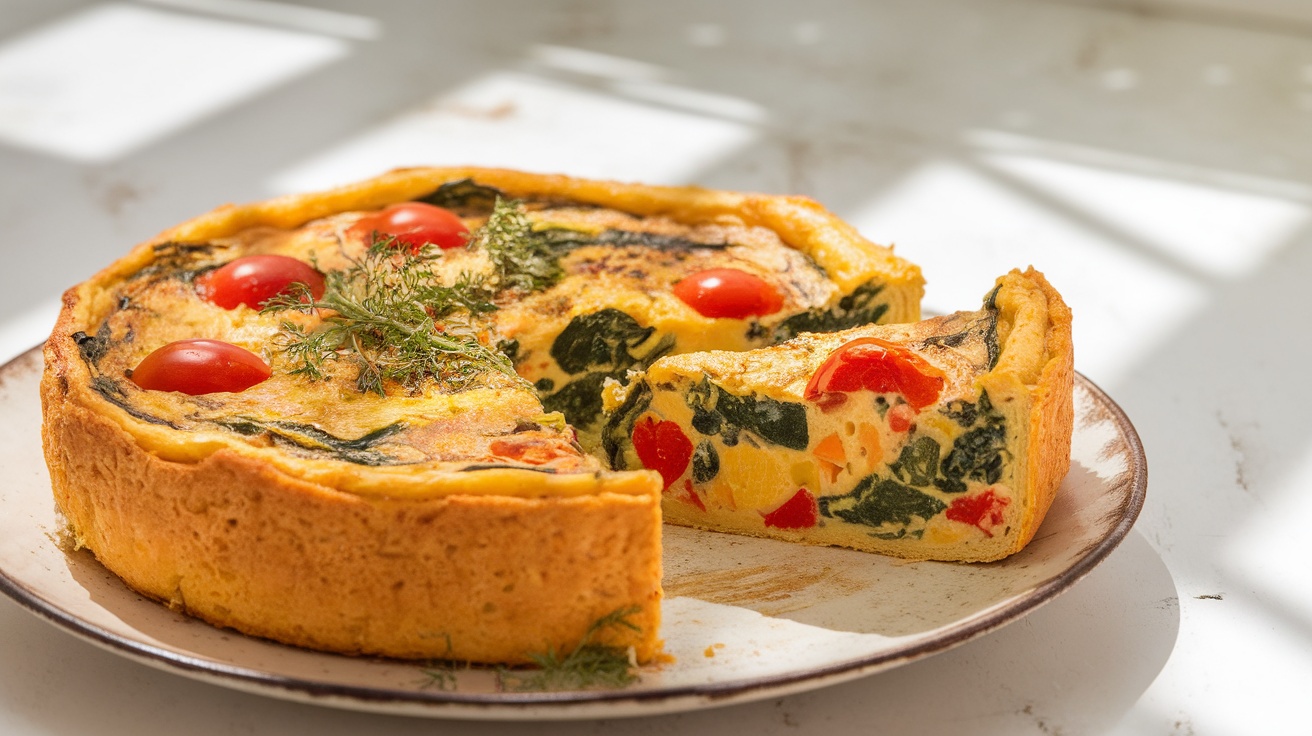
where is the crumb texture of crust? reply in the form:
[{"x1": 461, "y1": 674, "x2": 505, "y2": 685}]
[
  {"x1": 644, "y1": 267, "x2": 1074, "y2": 563},
  {"x1": 41, "y1": 366, "x2": 663, "y2": 664},
  {"x1": 36, "y1": 167, "x2": 935, "y2": 663},
  {"x1": 991, "y1": 267, "x2": 1074, "y2": 557}
]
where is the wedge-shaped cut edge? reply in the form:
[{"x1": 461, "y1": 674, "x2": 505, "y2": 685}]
[
  {"x1": 40, "y1": 167, "x2": 924, "y2": 664},
  {"x1": 604, "y1": 268, "x2": 1073, "y2": 562}
]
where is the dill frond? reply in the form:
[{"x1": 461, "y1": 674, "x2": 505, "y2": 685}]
[
  {"x1": 469, "y1": 197, "x2": 564, "y2": 293},
  {"x1": 499, "y1": 606, "x2": 643, "y2": 692},
  {"x1": 265, "y1": 198, "x2": 568, "y2": 395},
  {"x1": 416, "y1": 666, "x2": 460, "y2": 691},
  {"x1": 262, "y1": 240, "x2": 520, "y2": 395}
]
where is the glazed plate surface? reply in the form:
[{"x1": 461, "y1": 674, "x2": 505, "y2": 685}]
[{"x1": 0, "y1": 348, "x2": 1145, "y2": 720}]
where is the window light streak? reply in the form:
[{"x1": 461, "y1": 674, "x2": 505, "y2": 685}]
[
  {"x1": 266, "y1": 70, "x2": 761, "y2": 195},
  {"x1": 848, "y1": 158, "x2": 1209, "y2": 386},
  {"x1": 0, "y1": 4, "x2": 348, "y2": 162},
  {"x1": 685, "y1": 23, "x2": 726, "y2": 48},
  {"x1": 965, "y1": 130, "x2": 1310, "y2": 278},
  {"x1": 965, "y1": 129, "x2": 1312, "y2": 204},
  {"x1": 610, "y1": 79, "x2": 768, "y2": 124},
  {"x1": 527, "y1": 44, "x2": 666, "y2": 82},
  {"x1": 137, "y1": 0, "x2": 381, "y2": 39}
]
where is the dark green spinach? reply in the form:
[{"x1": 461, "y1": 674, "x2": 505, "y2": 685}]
[
  {"x1": 600, "y1": 380, "x2": 651, "y2": 469},
  {"x1": 551, "y1": 309, "x2": 659, "y2": 375},
  {"x1": 692, "y1": 440, "x2": 720, "y2": 483},
  {"x1": 540, "y1": 373, "x2": 608, "y2": 429},
  {"x1": 414, "y1": 178, "x2": 504, "y2": 214},
  {"x1": 772, "y1": 280, "x2": 889, "y2": 342},
  {"x1": 890, "y1": 435, "x2": 941, "y2": 487},
  {"x1": 545, "y1": 309, "x2": 673, "y2": 430},
  {"x1": 685, "y1": 378, "x2": 808, "y2": 451},
  {"x1": 819, "y1": 475, "x2": 947, "y2": 529},
  {"x1": 217, "y1": 418, "x2": 407, "y2": 466},
  {"x1": 933, "y1": 391, "x2": 1008, "y2": 494}
]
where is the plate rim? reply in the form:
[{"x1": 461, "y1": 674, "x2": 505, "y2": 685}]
[{"x1": 0, "y1": 345, "x2": 1148, "y2": 718}]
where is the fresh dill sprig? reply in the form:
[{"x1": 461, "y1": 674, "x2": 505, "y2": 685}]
[
  {"x1": 469, "y1": 197, "x2": 564, "y2": 293},
  {"x1": 416, "y1": 666, "x2": 459, "y2": 691},
  {"x1": 499, "y1": 606, "x2": 643, "y2": 692},
  {"x1": 262, "y1": 240, "x2": 519, "y2": 395}
]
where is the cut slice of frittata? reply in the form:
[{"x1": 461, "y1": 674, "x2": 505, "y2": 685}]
[{"x1": 601, "y1": 268, "x2": 1073, "y2": 562}]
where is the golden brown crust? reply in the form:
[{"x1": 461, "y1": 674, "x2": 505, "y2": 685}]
[
  {"x1": 1005, "y1": 268, "x2": 1074, "y2": 555},
  {"x1": 975, "y1": 268, "x2": 1073, "y2": 558},
  {"x1": 41, "y1": 359, "x2": 662, "y2": 663},
  {"x1": 38, "y1": 167, "x2": 926, "y2": 663},
  {"x1": 613, "y1": 267, "x2": 1073, "y2": 563},
  {"x1": 144, "y1": 167, "x2": 921, "y2": 302}
]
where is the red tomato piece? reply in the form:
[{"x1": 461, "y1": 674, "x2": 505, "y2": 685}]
[
  {"x1": 348, "y1": 202, "x2": 469, "y2": 252},
  {"x1": 887, "y1": 403, "x2": 916, "y2": 433},
  {"x1": 130, "y1": 339, "x2": 271, "y2": 395},
  {"x1": 488, "y1": 437, "x2": 577, "y2": 466},
  {"x1": 678, "y1": 480, "x2": 707, "y2": 511},
  {"x1": 631, "y1": 416, "x2": 693, "y2": 490},
  {"x1": 945, "y1": 489, "x2": 1011, "y2": 537},
  {"x1": 804, "y1": 337, "x2": 944, "y2": 410},
  {"x1": 196, "y1": 255, "x2": 325, "y2": 310},
  {"x1": 762, "y1": 488, "x2": 819, "y2": 529},
  {"x1": 672, "y1": 268, "x2": 783, "y2": 319}
]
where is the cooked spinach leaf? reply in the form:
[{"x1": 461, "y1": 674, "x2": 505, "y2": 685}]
[
  {"x1": 920, "y1": 310, "x2": 1001, "y2": 371},
  {"x1": 515, "y1": 227, "x2": 728, "y2": 255},
  {"x1": 414, "y1": 178, "x2": 504, "y2": 214},
  {"x1": 936, "y1": 425, "x2": 1007, "y2": 494},
  {"x1": 218, "y1": 418, "x2": 406, "y2": 466},
  {"x1": 933, "y1": 391, "x2": 1007, "y2": 494},
  {"x1": 692, "y1": 440, "x2": 720, "y2": 483},
  {"x1": 457, "y1": 463, "x2": 558, "y2": 474},
  {"x1": 541, "y1": 373, "x2": 609, "y2": 430},
  {"x1": 90, "y1": 376, "x2": 179, "y2": 427},
  {"x1": 684, "y1": 378, "x2": 808, "y2": 451},
  {"x1": 551, "y1": 309, "x2": 660, "y2": 375},
  {"x1": 600, "y1": 380, "x2": 651, "y2": 469},
  {"x1": 73, "y1": 323, "x2": 114, "y2": 367},
  {"x1": 544, "y1": 309, "x2": 673, "y2": 429},
  {"x1": 591, "y1": 229, "x2": 727, "y2": 251},
  {"x1": 819, "y1": 475, "x2": 947, "y2": 529},
  {"x1": 772, "y1": 280, "x2": 888, "y2": 342},
  {"x1": 890, "y1": 435, "x2": 941, "y2": 487}
]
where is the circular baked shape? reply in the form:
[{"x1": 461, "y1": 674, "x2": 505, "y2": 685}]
[{"x1": 41, "y1": 167, "x2": 924, "y2": 664}]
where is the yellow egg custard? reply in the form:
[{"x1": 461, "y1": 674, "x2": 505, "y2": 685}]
[
  {"x1": 602, "y1": 269, "x2": 1073, "y2": 562},
  {"x1": 40, "y1": 167, "x2": 924, "y2": 665}
]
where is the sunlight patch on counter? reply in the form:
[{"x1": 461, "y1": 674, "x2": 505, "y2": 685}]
[
  {"x1": 845, "y1": 157, "x2": 1209, "y2": 387},
  {"x1": 846, "y1": 132, "x2": 1309, "y2": 386},
  {"x1": 967, "y1": 130, "x2": 1311, "y2": 279},
  {"x1": 0, "y1": 3, "x2": 349, "y2": 162},
  {"x1": 266, "y1": 68, "x2": 763, "y2": 194}
]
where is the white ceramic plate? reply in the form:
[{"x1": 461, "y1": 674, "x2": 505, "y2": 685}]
[{"x1": 0, "y1": 347, "x2": 1145, "y2": 720}]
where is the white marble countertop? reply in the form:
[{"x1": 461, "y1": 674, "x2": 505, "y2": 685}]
[{"x1": 0, "y1": 1, "x2": 1307, "y2": 733}]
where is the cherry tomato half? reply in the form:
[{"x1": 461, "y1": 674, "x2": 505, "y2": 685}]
[
  {"x1": 804, "y1": 337, "x2": 944, "y2": 410},
  {"x1": 672, "y1": 268, "x2": 783, "y2": 319},
  {"x1": 130, "y1": 339, "x2": 271, "y2": 395},
  {"x1": 631, "y1": 416, "x2": 693, "y2": 490},
  {"x1": 196, "y1": 255, "x2": 325, "y2": 310},
  {"x1": 347, "y1": 202, "x2": 469, "y2": 252}
]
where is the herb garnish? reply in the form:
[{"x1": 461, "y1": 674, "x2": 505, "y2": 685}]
[
  {"x1": 264, "y1": 198, "x2": 569, "y2": 395},
  {"x1": 262, "y1": 240, "x2": 517, "y2": 395},
  {"x1": 499, "y1": 606, "x2": 643, "y2": 691},
  {"x1": 470, "y1": 197, "x2": 564, "y2": 293}
]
